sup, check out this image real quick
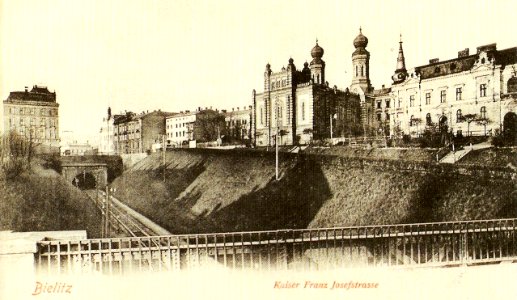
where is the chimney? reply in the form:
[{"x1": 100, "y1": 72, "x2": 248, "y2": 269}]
[
  {"x1": 382, "y1": 84, "x2": 385, "y2": 89},
  {"x1": 429, "y1": 58, "x2": 439, "y2": 64},
  {"x1": 458, "y1": 48, "x2": 469, "y2": 58},
  {"x1": 24, "y1": 86, "x2": 28, "y2": 92}
]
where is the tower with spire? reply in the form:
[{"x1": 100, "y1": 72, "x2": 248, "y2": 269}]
[
  {"x1": 350, "y1": 27, "x2": 371, "y2": 93},
  {"x1": 310, "y1": 40, "x2": 325, "y2": 84},
  {"x1": 392, "y1": 34, "x2": 408, "y2": 84}
]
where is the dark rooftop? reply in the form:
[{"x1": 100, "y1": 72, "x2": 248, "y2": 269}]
[
  {"x1": 415, "y1": 46, "x2": 517, "y2": 80},
  {"x1": 5, "y1": 85, "x2": 56, "y2": 103}
]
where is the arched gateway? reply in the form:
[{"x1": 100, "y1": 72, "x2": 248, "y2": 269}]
[{"x1": 61, "y1": 162, "x2": 108, "y2": 190}]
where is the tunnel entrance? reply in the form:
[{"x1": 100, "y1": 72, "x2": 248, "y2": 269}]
[{"x1": 72, "y1": 172, "x2": 97, "y2": 190}]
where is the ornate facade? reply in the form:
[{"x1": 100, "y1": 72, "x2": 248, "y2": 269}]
[
  {"x1": 387, "y1": 42, "x2": 517, "y2": 138},
  {"x1": 252, "y1": 41, "x2": 367, "y2": 146}
]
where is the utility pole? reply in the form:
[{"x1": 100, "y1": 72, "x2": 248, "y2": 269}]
[
  {"x1": 275, "y1": 100, "x2": 279, "y2": 181},
  {"x1": 162, "y1": 135, "x2": 166, "y2": 182},
  {"x1": 105, "y1": 186, "x2": 110, "y2": 237}
]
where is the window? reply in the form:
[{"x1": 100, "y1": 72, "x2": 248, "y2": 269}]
[
  {"x1": 377, "y1": 101, "x2": 381, "y2": 109},
  {"x1": 409, "y1": 115, "x2": 414, "y2": 126},
  {"x1": 360, "y1": 66, "x2": 364, "y2": 77},
  {"x1": 426, "y1": 113, "x2": 432, "y2": 125},
  {"x1": 456, "y1": 109, "x2": 463, "y2": 123},
  {"x1": 20, "y1": 118, "x2": 24, "y2": 126},
  {"x1": 480, "y1": 84, "x2": 487, "y2": 97},
  {"x1": 301, "y1": 102, "x2": 306, "y2": 121},
  {"x1": 385, "y1": 113, "x2": 390, "y2": 121},
  {"x1": 377, "y1": 113, "x2": 381, "y2": 121},
  {"x1": 440, "y1": 90, "x2": 447, "y2": 103},
  {"x1": 286, "y1": 96, "x2": 291, "y2": 124},
  {"x1": 456, "y1": 87, "x2": 462, "y2": 100},
  {"x1": 385, "y1": 99, "x2": 390, "y2": 108},
  {"x1": 480, "y1": 106, "x2": 487, "y2": 119},
  {"x1": 508, "y1": 77, "x2": 517, "y2": 93},
  {"x1": 425, "y1": 93, "x2": 431, "y2": 105},
  {"x1": 409, "y1": 95, "x2": 415, "y2": 107},
  {"x1": 260, "y1": 108, "x2": 264, "y2": 125},
  {"x1": 398, "y1": 98, "x2": 402, "y2": 108},
  {"x1": 355, "y1": 66, "x2": 358, "y2": 77}
]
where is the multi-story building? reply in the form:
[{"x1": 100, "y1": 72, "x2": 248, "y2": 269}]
[
  {"x1": 223, "y1": 106, "x2": 252, "y2": 142},
  {"x1": 387, "y1": 41, "x2": 517, "y2": 138},
  {"x1": 3, "y1": 85, "x2": 60, "y2": 151},
  {"x1": 98, "y1": 113, "x2": 117, "y2": 155},
  {"x1": 165, "y1": 108, "x2": 227, "y2": 147},
  {"x1": 252, "y1": 40, "x2": 367, "y2": 146},
  {"x1": 113, "y1": 110, "x2": 174, "y2": 154},
  {"x1": 166, "y1": 110, "x2": 196, "y2": 147}
]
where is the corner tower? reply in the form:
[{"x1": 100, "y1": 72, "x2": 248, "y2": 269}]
[
  {"x1": 310, "y1": 40, "x2": 325, "y2": 84},
  {"x1": 350, "y1": 27, "x2": 371, "y2": 93}
]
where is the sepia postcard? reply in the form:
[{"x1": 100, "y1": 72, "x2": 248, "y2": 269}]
[{"x1": 1, "y1": 0, "x2": 517, "y2": 299}]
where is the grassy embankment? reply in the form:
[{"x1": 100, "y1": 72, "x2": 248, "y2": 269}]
[
  {"x1": 111, "y1": 148, "x2": 517, "y2": 234},
  {"x1": 0, "y1": 160, "x2": 102, "y2": 237}
]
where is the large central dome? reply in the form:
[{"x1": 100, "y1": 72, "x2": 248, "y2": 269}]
[
  {"x1": 353, "y1": 28, "x2": 368, "y2": 48},
  {"x1": 311, "y1": 41, "x2": 324, "y2": 59}
]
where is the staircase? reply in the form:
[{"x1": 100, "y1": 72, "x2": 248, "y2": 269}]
[{"x1": 439, "y1": 142, "x2": 492, "y2": 164}]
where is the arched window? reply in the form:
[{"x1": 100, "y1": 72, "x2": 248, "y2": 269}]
[
  {"x1": 361, "y1": 66, "x2": 364, "y2": 77},
  {"x1": 426, "y1": 113, "x2": 432, "y2": 126},
  {"x1": 508, "y1": 77, "x2": 517, "y2": 93},
  {"x1": 355, "y1": 66, "x2": 358, "y2": 77},
  {"x1": 456, "y1": 109, "x2": 463, "y2": 123},
  {"x1": 480, "y1": 106, "x2": 487, "y2": 119}
]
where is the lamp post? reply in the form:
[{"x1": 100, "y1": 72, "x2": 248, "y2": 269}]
[{"x1": 330, "y1": 113, "x2": 336, "y2": 144}]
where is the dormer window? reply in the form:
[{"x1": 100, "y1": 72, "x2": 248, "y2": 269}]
[{"x1": 434, "y1": 67, "x2": 440, "y2": 74}]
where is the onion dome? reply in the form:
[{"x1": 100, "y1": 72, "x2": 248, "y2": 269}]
[
  {"x1": 311, "y1": 40, "x2": 324, "y2": 59},
  {"x1": 353, "y1": 27, "x2": 368, "y2": 48}
]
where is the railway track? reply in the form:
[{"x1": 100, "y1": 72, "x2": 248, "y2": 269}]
[{"x1": 84, "y1": 190, "x2": 162, "y2": 239}]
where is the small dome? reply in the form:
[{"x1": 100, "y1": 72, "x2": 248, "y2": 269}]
[
  {"x1": 288, "y1": 57, "x2": 294, "y2": 64},
  {"x1": 353, "y1": 28, "x2": 368, "y2": 48},
  {"x1": 266, "y1": 63, "x2": 271, "y2": 69},
  {"x1": 311, "y1": 41, "x2": 324, "y2": 59},
  {"x1": 304, "y1": 61, "x2": 309, "y2": 68}
]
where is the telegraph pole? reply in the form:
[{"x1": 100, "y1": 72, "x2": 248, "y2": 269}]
[{"x1": 275, "y1": 101, "x2": 279, "y2": 181}]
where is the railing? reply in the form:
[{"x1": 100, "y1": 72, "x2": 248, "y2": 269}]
[{"x1": 35, "y1": 218, "x2": 517, "y2": 275}]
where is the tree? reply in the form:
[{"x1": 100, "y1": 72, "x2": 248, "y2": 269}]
[
  {"x1": 193, "y1": 110, "x2": 227, "y2": 143},
  {"x1": 302, "y1": 128, "x2": 314, "y2": 145},
  {"x1": 475, "y1": 117, "x2": 491, "y2": 136},
  {"x1": 0, "y1": 131, "x2": 34, "y2": 179},
  {"x1": 278, "y1": 129, "x2": 289, "y2": 145},
  {"x1": 460, "y1": 113, "x2": 477, "y2": 136},
  {"x1": 411, "y1": 118, "x2": 423, "y2": 136}
]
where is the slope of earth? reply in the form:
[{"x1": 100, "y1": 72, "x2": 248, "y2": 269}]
[
  {"x1": 0, "y1": 160, "x2": 102, "y2": 237},
  {"x1": 111, "y1": 149, "x2": 517, "y2": 234}
]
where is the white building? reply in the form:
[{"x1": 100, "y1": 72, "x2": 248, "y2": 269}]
[
  {"x1": 99, "y1": 116, "x2": 115, "y2": 155},
  {"x1": 166, "y1": 111, "x2": 196, "y2": 147},
  {"x1": 388, "y1": 42, "x2": 517, "y2": 137}
]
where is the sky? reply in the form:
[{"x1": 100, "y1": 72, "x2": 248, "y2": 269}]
[{"x1": 1, "y1": 0, "x2": 516, "y2": 143}]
